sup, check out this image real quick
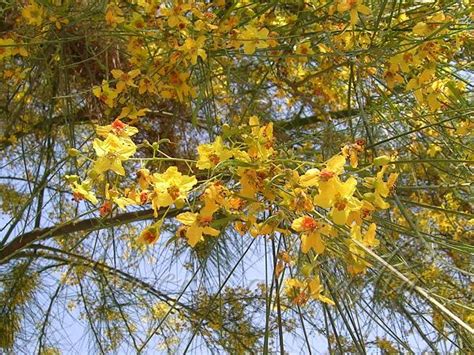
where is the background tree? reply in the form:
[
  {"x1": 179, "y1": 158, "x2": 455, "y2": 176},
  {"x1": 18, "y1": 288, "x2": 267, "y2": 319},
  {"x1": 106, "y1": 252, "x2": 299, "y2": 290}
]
[{"x1": 0, "y1": 0, "x2": 472, "y2": 353}]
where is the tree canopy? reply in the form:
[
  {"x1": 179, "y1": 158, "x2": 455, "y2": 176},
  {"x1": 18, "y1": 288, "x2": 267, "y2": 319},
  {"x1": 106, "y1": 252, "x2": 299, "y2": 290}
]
[{"x1": 0, "y1": 0, "x2": 473, "y2": 353}]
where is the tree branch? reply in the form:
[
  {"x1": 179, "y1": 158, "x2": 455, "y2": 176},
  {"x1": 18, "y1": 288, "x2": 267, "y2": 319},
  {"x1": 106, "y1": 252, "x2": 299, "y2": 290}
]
[
  {"x1": 0, "y1": 207, "x2": 177, "y2": 265},
  {"x1": 275, "y1": 108, "x2": 359, "y2": 130}
]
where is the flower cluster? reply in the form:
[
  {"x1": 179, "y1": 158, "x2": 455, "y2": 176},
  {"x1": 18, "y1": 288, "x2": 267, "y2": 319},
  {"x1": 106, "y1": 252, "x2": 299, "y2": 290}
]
[{"x1": 67, "y1": 115, "x2": 398, "y2": 304}]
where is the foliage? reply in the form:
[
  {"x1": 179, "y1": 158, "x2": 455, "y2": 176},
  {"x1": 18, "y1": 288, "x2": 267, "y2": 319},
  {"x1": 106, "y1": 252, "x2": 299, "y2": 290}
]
[{"x1": 0, "y1": 0, "x2": 472, "y2": 353}]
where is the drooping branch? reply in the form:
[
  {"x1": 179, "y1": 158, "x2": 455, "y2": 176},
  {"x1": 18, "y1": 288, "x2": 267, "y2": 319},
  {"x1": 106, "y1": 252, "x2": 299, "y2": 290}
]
[{"x1": 14, "y1": 247, "x2": 259, "y2": 352}]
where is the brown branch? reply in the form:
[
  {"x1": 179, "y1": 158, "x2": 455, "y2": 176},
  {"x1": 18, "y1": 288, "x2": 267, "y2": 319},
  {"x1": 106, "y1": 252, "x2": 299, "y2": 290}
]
[
  {"x1": 0, "y1": 207, "x2": 177, "y2": 265},
  {"x1": 275, "y1": 108, "x2": 359, "y2": 130}
]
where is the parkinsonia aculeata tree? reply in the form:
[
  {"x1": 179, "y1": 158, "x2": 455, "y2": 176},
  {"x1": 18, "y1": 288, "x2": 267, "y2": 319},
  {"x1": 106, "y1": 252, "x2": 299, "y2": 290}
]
[{"x1": 0, "y1": 0, "x2": 473, "y2": 353}]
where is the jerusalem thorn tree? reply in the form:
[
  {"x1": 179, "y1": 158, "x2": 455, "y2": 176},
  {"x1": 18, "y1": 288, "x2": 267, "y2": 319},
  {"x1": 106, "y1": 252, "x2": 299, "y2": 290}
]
[{"x1": 0, "y1": 0, "x2": 472, "y2": 353}]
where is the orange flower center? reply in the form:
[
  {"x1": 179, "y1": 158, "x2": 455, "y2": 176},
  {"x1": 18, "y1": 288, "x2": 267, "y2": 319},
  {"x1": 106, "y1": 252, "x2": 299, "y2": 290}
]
[
  {"x1": 334, "y1": 199, "x2": 347, "y2": 211},
  {"x1": 293, "y1": 291, "x2": 309, "y2": 306},
  {"x1": 73, "y1": 191, "x2": 84, "y2": 202},
  {"x1": 319, "y1": 169, "x2": 335, "y2": 182},
  {"x1": 347, "y1": 0, "x2": 358, "y2": 8},
  {"x1": 198, "y1": 215, "x2": 212, "y2": 226},
  {"x1": 111, "y1": 119, "x2": 126, "y2": 132},
  {"x1": 167, "y1": 186, "x2": 180, "y2": 200},
  {"x1": 361, "y1": 208, "x2": 371, "y2": 218},
  {"x1": 403, "y1": 53, "x2": 413, "y2": 62},
  {"x1": 142, "y1": 230, "x2": 157, "y2": 244},
  {"x1": 209, "y1": 154, "x2": 220, "y2": 165},
  {"x1": 99, "y1": 201, "x2": 112, "y2": 216},
  {"x1": 302, "y1": 216, "x2": 318, "y2": 231},
  {"x1": 169, "y1": 72, "x2": 182, "y2": 85}
]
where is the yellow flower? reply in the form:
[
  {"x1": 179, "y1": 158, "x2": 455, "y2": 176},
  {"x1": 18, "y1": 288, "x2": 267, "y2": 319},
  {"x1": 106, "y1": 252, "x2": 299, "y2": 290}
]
[
  {"x1": 92, "y1": 81, "x2": 118, "y2": 108},
  {"x1": 281, "y1": 187, "x2": 313, "y2": 212},
  {"x1": 373, "y1": 155, "x2": 392, "y2": 167},
  {"x1": 22, "y1": 1, "x2": 45, "y2": 26},
  {"x1": 176, "y1": 212, "x2": 220, "y2": 247},
  {"x1": 308, "y1": 277, "x2": 335, "y2": 305},
  {"x1": 302, "y1": 154, "x2": 346, "y2": 190},
  {"x1": 427, "y1": 144, "x2": 442, "y2": 157},
  {"x1": 138, "y1": 76, "x2": 158, "y2": 95},
  {"x1": 347, "y1": 200, "x2": 375, "y2": 226},
  {"x1": 130, "y1": 12, "x2": 146, "y2": 29},
  {"x1": 406, "y1": 67, "x2": 436, "y2": 104},
  {"x1": 292, "y1": 216, "x2": 318, "y2": 233},
  {"x1": 346, "y1": 223, "x2": 378, "y2": 275},
  {"x1": 137, "y1": 221, "x2": 162, "y2": 246},
  {"x1": 239, "y1": 25, "x2": 270, "y2": 55},
  {"x1": 111, "y1": 69, "x2": 140, "y2": 93},
  {"x1": 95, "y1": 119, "x2": 139, "y2": 138},
  {"x1": 161, "y1": 3, "x2": 191, "y2": 28},
  {"x1": 167, "y1": 71, "x2": 193, "y2": 102},
  {"x1": 196, "y1": 136, "x2": 233, "y2": 169},
  {"x1": 412, "y1": 13, "x2": 446, "y2": 37},
  {"x1": 352, "y1": 223, "x2": 379, "y2": 248},
  {"x1": 389, "y1": 51, "x2": 421, "y2": 74},
  {"x1": 105, "y1": 185, "x2": 136, "y2": 210},
  {"x1": 136, "y1": 168, "x2": 152, "y2": 189},
  {"x1": 299, "y1": 168, "x2": 320, "y2": 187},
  {"x1": 341, "y1": 141, "x2": 364, "y2": 168},
  {"x1": 364, "y1": 168, "x2": 398, "y2": 209},
  {"x1": 92, "y1": 134, "x2": 137, "y2": 176},
  {"x1": 150, "y1": 167, "x2": 197, "y2": 216},
  {"x1": 384, "y1": 69, "x2": 404, "y2": 89},
  {"x1": 180, "y1": 36, "x2": 207, "y2": 65},
  {"x1": 412, "y1": 22, "x2": 429, "y2": 36},
  {"x1": 315, "y1": 176, "x2": 356, "y2": 210},
  {"x1": 285, "y1": 278, "x2": 309, "y2": 305},
  {"x1": 105, "y1": 4, "x2": 125, "y2": 27},
  {"x1": 320, "y1": 172, "x2": 360, "y2": 225},
  {"x1": 291, "y1": 216, "x2": 325, "y2": 254},
  {"x1": 301, "y1": 232, "x2": 325, "y2": 254},
  {"x1": 330, "y1": 194, "x2": 362, "y2": 226},
  {"x1": 337, "y1": 0, "x2": 371, "y2": 25},
  {"x1": 151, "y1": 302, "x2": 171, "y2": 319},
  {"x1": 295, "y1": 42, "x2": 314, "y2": 62},
  {"x1": 325, "y1": 154, "x2": 346, "y2": 175},
  {"x1": 116, "y1": 106, "x2": 150, "y2": 123},
  {"x1": 237, "y1": 168, "x2": 259, "y2": 199},
  {"x1": 285, "y1": 277, "x2": 334, "y2": 306},
  {"x1": 364, "y1": 223, "x2": 378, "y2": 248},
  {"x1": 200, "y1": 182, "x2": 228, "y2": 218},
  {"x1": 70, "y1": 179, "x2": 98, "y2": 204},
  {"x1": 49, "y1": 15, "x2": 69, "y2": 30},
  {"x1": 246, "y1": 116, "x2": 274, "y2": 161}
]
